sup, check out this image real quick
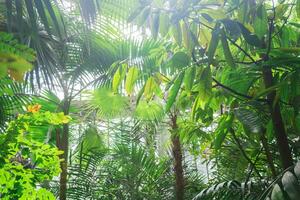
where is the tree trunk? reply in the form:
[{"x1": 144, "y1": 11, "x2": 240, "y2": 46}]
[
  {"x1": 262, "y1": 68, "x2": 293, "y2": 169},
  {"x1": 59, "y1": 100, "x2": 70, "y2": 200},
  {"x1": 171, "y1": 114, "x2": 185, "y2": 200}
]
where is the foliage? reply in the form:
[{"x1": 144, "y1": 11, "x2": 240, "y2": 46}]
[
  {"x1": 1, "y1": 0, "x2": 300, "y2": 199},
  {"x1": 0, "y1": 104, "x2": 70, "y2": 199},
  {"x1": 0, "y1": 32, "x2": 35, "y2": 81}
]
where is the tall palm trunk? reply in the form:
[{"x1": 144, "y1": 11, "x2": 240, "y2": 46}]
[
  {"x1": 262, "y1": 69, "x2": 293, "y2": 169},
  {"x1": 170, "y1": 114, "x2": 184, "y2": 200},
  {"x1": 261, "y1": 14, "x2": 293, "y2": 169},
  {"x1": 58, "y1": 100, "x2": 70, "y2": 200}
]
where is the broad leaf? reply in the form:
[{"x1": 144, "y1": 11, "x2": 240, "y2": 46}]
[
  {"x1": 207, "y1": 25, "x2": 220, "y2": 65},
  {"x1": 170, "y1": 51, "x2": 190, "y2": 68},
  {"x1": 171, "y1": 22, "x2": 182, "y2": 46},
  {"x1": 184, "y1": 67, "x2": 195, "y2": 92},
  {"x1": 254, "y1": 4, "x2": 268, "y2": 39},
  {"x1": 125, "y1": 67, "x2": 139, "y2": 95},
  {"x1": 221, "y1": 33, "x2": 235, "y2": 68},
  {"x1": 165, "y1": 72, "x2": 184, "y2": 112},
  {"x1": 198, "y1": 66, "x2": 212, "y2": 109}
]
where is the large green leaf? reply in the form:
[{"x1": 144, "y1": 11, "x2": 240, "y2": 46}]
[
  {"x1": 221, "y1": 33, "x2": 235, "y2": 68},
  {"x1": 282, "y1": 172, "x2": 300, "y2": 200},
  {"x1": 170, "y1": 51, "x2": 190, "y2": 68},
  {"x1": 198, "y1": 66, "x2": 212, "y2": 109},
  {"x1": 207, "y1": 25, "x2": 220, "y2": 65},
  {"x1": 237, "y1": 22, "x2": 262, "y2": 47},
  {"x1": 184, "y1": 67, "x2": 195, "y2": 92},
  {"x1": 144, "y1": 76, "x2": 159, "y2": 100},
  {"x1": 125, "y1": 67, "x2": 139, "y2": 95},
  {"x1": 112, "y1": 64, "x2": 127, "y2": 93},
  {"x1": 159, "y1": 12, "x2": 170, "y2": 36},
  {"x1": 171, "y1": 22, "x2": 182, "y2": 46},
  {"x1": 254, "y1": 4, "x2": 268, "y2": 39},
  {"x1": 165, "y1": 72, "x2": 184, "y2": 112},
  {"x1": 151, "y1": 12, "x2": 160, "y2": 39}
]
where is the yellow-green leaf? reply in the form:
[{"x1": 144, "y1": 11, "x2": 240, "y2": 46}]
[
  {"x1": 144, "y1": 76, "x2": 158, "y2": 100},
  {"x1": 166, "y1": 72, "x2": 184, "y2": 112},
  {"x1": 198, "y1": 66, "x2": 212, "y2": 109},
  {"x1": 254, "y1": 4, "x2": 268, "y2": 39},
  {"x1": 221, "y1": 33, "x2": 235, "y2": 68},
  {"x1": 171, "y1": 22, "x2": 182, "y2": 46},
  {"x1": 125, "y1": 67, "x2": 139, "y2": 95},
  {"x1": 184, "y1": 67, "x2": 195, "y2": 92},
  {"x1": 112, "y1": 64, "x2": 127, "y2": 93},
  {"x1": 207, "y1": 26, "x2": 220, "y2": 65},
  {"x1": 170, "y1": 51, "x2": 190, "y2": 68}
]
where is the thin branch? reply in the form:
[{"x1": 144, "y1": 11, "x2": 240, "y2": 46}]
[
  {"x1": 194, "y1": 20, "x2": 258, "y2": 64},
  {"x1": 230, "y1": 128, "x2": 263, "y2": 180},
  {"x1": 272, "y1": 3, "x2": 294, "y2": 39},
  {"x1": 192, "y1": 53, "x2": 266, "y2": 102}
]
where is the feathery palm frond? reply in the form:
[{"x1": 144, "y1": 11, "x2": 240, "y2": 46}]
[
  {"x1": 0, "y1": 78, "x2": 30, "y2": 133},
  {"x1": 193, "y1": 180, "x2": 263, "y2": 200}
]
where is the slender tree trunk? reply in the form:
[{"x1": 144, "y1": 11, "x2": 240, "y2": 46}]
[
  {"x1": 260, "y1": 5, "x2": 293, "y2": 169},
  {"x1": 262, "y1": 68, "x2": 293, "y2": 169},
  {"x1": 170, "y1": 114, "x2": 184, "y2": 200},
  {"x1": 59, "y1": 100, "x2": 70, "y2": 200}
]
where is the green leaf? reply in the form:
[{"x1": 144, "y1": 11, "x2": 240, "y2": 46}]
[
  {"x1": 138, "y1": 6, "x2": 151, "y2": 26},
  {"x1": 165, "y1": 72, "x2": 184, "y2": 112},
  {"x1": 254, "y1": 4, "x2": 268, "y2": 39},
  {"x1": 171, "y1": 22, "x2": 182, "y2": 46},
  {"x1": 128, "y1": 6, "x2": 143, "y2": 22},
  {"x1": 282, "y1": 171, "x2": 300, "y2": 200},
  {"x1": 43, "y1": 0, "x2": 64, "y2": 38},
  {"x1": 151, "y1": 12, "x2": 160, "y2": 39},
  {"x1": 170, "y1": 51, "x2": 190, "y2": 68},
  {"x1": 221, "y1": 19, "x2": 241, "y2": 40},
  {"x1": 184, "y1": 67, "x2": 195, "y2": 92},
  {"x1": 198, "y1": 66, "x2": 212, "y2": 109},
  {"x1": 112, "y1": 64, "x2": 126, "y2": 93},
  {"x1": 181, "y1": 22, "x2": 191, "y2": 51},
  {"x1": 221, "y1": 33, "x2": 235, "y2": 68},
  {"x1": 237, "y1": 22, "x2": 262, "y2": 47},
  {"x1": 207, "y1": 25, "x2": 220, "y2": 65},
  {"x1": 134, "y1": 100, "x2": 164, "y2": 121},
  {"x1": 159, "y1": 12, "x2": 170, "y2": 36},
  {"x1": 294, "y1": 162, "x2": 300, "y2": 179},
  {"x1": 34, "y1": 0, "x2": 51, "y2": 35},
  {"x1": 144, "y1": 76, "x2": 159, "y2": 100},
  {"x1": 271, "y1": 184, "x2": 285, "y2": 200},
  {"x1": 214, "y1": 115, "x2": 233, "y2": 150},
  {"x1": 125, "y1": 67, "x2": 139, "y2": 95},
  {"x1": 297, "y1": 0, "x2": 300, "y2": 18}
]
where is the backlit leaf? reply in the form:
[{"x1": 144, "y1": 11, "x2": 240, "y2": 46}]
[
  {"x1": 125, "y1": 67, "x2": 139, "y2": 95},
  {"x1": 166, "y1": 72, "x2": 184, "y2": 112}
]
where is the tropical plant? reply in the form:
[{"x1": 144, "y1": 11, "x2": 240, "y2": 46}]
[{"x1": 0, "y1": 104, "x2": 70, "y2": 199}]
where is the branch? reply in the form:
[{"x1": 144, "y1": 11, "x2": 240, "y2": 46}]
[
  {"x1": 272, "y1": 3, "x2": 294, "y2": 39},
  {"x1": 230, "y1": 128, "x2": 263, "y2": 180},
  {"x1": 192, "y1": 53, "x2": 266, "y2": 102},
  {"x1": 194, "y1": 20, "x2": 258, "y2": 64}
]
